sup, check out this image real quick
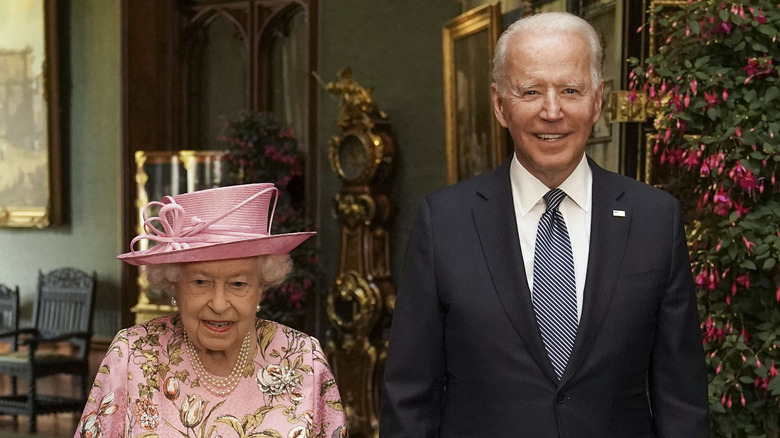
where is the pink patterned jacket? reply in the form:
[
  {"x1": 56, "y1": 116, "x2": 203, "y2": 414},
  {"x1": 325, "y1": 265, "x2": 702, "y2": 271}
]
[{"x1": 75, "y1": 314, "x2": 347, "y2": 438}]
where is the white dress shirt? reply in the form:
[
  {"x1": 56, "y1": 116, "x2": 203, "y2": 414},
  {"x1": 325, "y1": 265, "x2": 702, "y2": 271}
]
[{"x1": 510, "y1": 153, "x2": 592, "y2": 320}]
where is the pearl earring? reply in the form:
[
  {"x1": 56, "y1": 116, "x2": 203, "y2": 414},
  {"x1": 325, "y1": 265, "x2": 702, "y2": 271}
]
[
  {"x1": 256, "y1": 304, "x2": 261, "y2": 312},
  {"x1": 171, "y1": 297, "x2": 177, "y2": 306}
]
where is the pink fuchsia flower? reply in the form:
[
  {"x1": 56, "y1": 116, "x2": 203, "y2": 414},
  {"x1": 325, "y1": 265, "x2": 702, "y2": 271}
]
[
  {"x1": 744, "y1": 57, "x2": 763, "y2": 76},
  {"x1": 736, "y1": 273, "x2": 750, "y2": 289},
  {"x1": 743, "y1": 56, "x2": 774, "y2": 83},
  {"x1": 703, "y1": 317, "x2": 727, "y2": 343},
  {"x1": 660, "y1": 147, "x2": 685, "y2": 166},
  {"x1": 741, "y1": 236, "x2": 756, "y2": 254},
  {"x1": 690, "y1": 78, "x2": 698, "y2": 95},
  {"x1": 699, "y1": 161, "x2": 711, "y2": 176},
  {"x1": 681, "y1": 151, "x2": 701, "y2": 169},
  {"x1": 730, "y1": 4, "x2": 745, "y2": 20},
  {"x1": 706, "y1": 152, "x2": 726, "y2": 175},
  {"x1": 704, "y1": 91, "x2": 719, "y2": 108},
  {"x1": 695, "y1": 266, "x2": 720, "y2": 290},
  {"x1": 732, "y1": 201, "x2": 751, "y2": 218},
  {"x1": 737, "y1": 170, "x2": 759, "y2": 195},
  {"x1": 713, "y1": 19, "x2": 732, "y2": 35},
  {"x1": 712, "y1": 188, "x2": 733, "y2": 216}
]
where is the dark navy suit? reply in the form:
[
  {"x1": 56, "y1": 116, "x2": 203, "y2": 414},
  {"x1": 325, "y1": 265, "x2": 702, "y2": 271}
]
[{"x1": 380, "y1": 157, "x2": 709, "y2": 437}]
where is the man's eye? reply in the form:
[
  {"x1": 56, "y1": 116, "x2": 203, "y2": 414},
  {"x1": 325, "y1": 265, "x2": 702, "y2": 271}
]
[{"x1": 564, "y1": 88, "x2": 578, "y2": 94}]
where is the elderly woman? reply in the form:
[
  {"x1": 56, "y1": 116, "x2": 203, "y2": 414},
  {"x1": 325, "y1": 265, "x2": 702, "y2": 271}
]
[{"x1": 75, "y1": 183, "x2": 347, "y2": 438}]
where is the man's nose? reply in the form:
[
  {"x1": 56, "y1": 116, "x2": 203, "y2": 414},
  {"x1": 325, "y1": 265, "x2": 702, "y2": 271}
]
[{"x1": 540, "y1": 91, "x2": 564, "y2": 121}]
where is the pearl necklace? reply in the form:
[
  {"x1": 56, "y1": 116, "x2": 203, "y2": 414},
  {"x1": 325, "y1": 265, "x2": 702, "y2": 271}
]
[{"x1": 183, "y1": 330, "x2": 253, "y2": 397}]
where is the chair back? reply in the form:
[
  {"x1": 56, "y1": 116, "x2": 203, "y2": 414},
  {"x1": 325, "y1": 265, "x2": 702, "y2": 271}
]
[
  {"x1": 0, "y1": 284, "x2": 19, "y2": 351},
  {"x1": 33, "y1": 268, "x2": 96, "y2": 358}
]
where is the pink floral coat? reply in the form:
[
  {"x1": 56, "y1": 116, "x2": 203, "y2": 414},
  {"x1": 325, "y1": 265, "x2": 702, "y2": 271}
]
[{"x1": 75, "y1": 315, "x2": 347, "y2": 438}]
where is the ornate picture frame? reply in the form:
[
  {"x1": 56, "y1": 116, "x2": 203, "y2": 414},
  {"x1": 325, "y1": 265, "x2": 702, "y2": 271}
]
[
  {"x1": 443, "y1": 3, "x2": 505, "y2": 184},
  {"x1": 0, "y1": 1, "x2": 62, "y2": 227}
]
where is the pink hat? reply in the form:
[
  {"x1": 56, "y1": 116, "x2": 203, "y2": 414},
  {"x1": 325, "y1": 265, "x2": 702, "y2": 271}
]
[{"x1": 118, "y1": 183, "x2": 315, "y2": 266}]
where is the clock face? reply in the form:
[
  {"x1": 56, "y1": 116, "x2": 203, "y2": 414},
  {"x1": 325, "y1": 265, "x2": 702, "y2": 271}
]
[{"x1": 338, "y1": 134, "x2": 368, "y2": 181}]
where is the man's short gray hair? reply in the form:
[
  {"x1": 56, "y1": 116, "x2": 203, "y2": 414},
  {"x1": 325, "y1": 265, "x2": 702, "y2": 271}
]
[{"x1": 492, "y1": 12, "x2": 603, "y2": 95}]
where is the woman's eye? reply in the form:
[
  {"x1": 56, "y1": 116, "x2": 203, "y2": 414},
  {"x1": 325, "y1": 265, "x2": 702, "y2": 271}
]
[
  {"x1": 192, "y1": 279, "x2": 210, "y2": 286},
  {"x1": 230, "y1": 282, "x2": 247, "y2": 288}
]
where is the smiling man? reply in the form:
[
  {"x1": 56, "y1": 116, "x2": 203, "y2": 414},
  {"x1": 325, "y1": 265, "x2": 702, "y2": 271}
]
[{"x1": 380, "y1": 12, "x2": 709, "y2": 438}]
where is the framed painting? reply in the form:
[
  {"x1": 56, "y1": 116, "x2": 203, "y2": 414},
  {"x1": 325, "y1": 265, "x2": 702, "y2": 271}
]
[
  {"x1": 443, "y1": 3, "x2": 505, "y2": 184},
  {"x1": 0, "y1": 0, "x2": 62, "y2": 227}
]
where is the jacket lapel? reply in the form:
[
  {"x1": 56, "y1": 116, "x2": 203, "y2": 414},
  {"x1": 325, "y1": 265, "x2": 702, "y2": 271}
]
[
  {"x1": 472, "y1": 160, "x2": 559, "y2": 382},
  {"x1": 559, "y1": 159, "x2": 631, "y2": 385}
]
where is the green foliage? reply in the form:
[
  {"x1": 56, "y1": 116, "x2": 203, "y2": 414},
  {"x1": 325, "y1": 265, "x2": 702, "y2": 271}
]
[
  {"x1": 219, "y1": 111, "x2": 320, "y2": 331},
  {"x1": 630, "y1": 2, "x2": 780, "y2": 436}
]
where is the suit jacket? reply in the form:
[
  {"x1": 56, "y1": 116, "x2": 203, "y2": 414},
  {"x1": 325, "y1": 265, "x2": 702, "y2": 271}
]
[{"x1": 380, "y1": 157, "x2": 709, "y2": 438}]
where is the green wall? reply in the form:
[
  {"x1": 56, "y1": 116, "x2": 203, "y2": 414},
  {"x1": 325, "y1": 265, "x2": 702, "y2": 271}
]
[
  {"x1": 0, "y1": 1, "x2": 122, "y2": 338},
  {"x1": 316, "y1": 1, "x2": 461, "y2": 297},
  {"x1": 0, "y1": 0, "x2": 510, "y2": 338}
]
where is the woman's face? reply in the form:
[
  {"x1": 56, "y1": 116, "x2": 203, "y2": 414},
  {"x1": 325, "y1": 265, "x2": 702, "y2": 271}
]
[{"x1": 172, "y1": 257, "x2": 262, "y2": 357}]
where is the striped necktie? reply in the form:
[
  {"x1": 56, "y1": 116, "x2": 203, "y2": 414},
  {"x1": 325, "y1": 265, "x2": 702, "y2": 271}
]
[{"x1": 532, "y1": 188, "x2": 577, "y2": 380}]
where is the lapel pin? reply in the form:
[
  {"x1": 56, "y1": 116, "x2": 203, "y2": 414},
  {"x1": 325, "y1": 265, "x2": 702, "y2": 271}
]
[{"x1": 612, "y1": 210, "x2": 626, "y2": 217}]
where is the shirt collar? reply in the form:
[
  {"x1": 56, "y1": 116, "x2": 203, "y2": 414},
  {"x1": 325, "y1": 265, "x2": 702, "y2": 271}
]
[{"x1": 510, "y1": 153, "x2": 592, "y2": 217}]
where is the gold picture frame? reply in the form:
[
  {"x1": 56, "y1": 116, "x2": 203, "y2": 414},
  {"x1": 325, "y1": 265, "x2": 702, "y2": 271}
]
[
  {"x1": 443, "y1": 3, "x2": 505, "y2": 184},
  {"x1": 0, "y1": 0, "x2": 62, "y2": 227}
]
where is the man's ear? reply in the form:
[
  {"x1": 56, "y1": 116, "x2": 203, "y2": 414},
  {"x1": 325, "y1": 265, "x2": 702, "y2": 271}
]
[
  {"x1": 592, "y1": 80, "x2": 604, "y2": 124},
  {"x1": 491, "y1": 83, "x2": 509, "y2": 128}
]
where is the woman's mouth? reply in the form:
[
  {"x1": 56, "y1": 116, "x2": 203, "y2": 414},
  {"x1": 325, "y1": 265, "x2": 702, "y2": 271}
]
[{"x1": 203, "y1": 320, "x2": 234, "y2": 332}]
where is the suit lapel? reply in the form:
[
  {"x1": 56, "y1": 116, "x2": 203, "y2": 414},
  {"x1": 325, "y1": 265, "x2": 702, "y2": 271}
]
[
  {"x1": 560, "y1": 160, "x2": 631, "y2": 385},
  {"x1": 472, "y1": 160, "x2": 559, "y2": 382}
]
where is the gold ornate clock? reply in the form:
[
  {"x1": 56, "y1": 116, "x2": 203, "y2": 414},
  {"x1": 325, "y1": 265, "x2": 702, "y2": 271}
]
[
  {"x1": 330, "y1": 130, "x2": 384, "y2": 183},
  {"x1": 323, "y1": 68, "x2": 396, "y2": 438}
]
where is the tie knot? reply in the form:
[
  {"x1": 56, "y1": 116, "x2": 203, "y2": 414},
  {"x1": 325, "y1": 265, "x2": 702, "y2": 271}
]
[{"x1": 543, "y1": 188, "x2": 567, "y2": 212}]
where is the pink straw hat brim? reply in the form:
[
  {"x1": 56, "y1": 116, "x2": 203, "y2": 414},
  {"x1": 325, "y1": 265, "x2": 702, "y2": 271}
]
[{"x1": 117, "y1": 231, "x2": 315, "y2": 266}]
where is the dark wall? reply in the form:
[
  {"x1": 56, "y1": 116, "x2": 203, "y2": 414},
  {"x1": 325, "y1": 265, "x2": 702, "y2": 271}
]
[{"x1": 316, "y1": 1, "x2": 462, "y2": 309}]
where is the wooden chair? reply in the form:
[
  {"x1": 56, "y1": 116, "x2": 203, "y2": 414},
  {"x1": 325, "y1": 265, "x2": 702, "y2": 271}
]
[
  {"x1": 0, "y1": 268, "x2": 96, "y2": 433},
  {"x1": 0, "y1": 284, "x2": 20, "y2": 400}
]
